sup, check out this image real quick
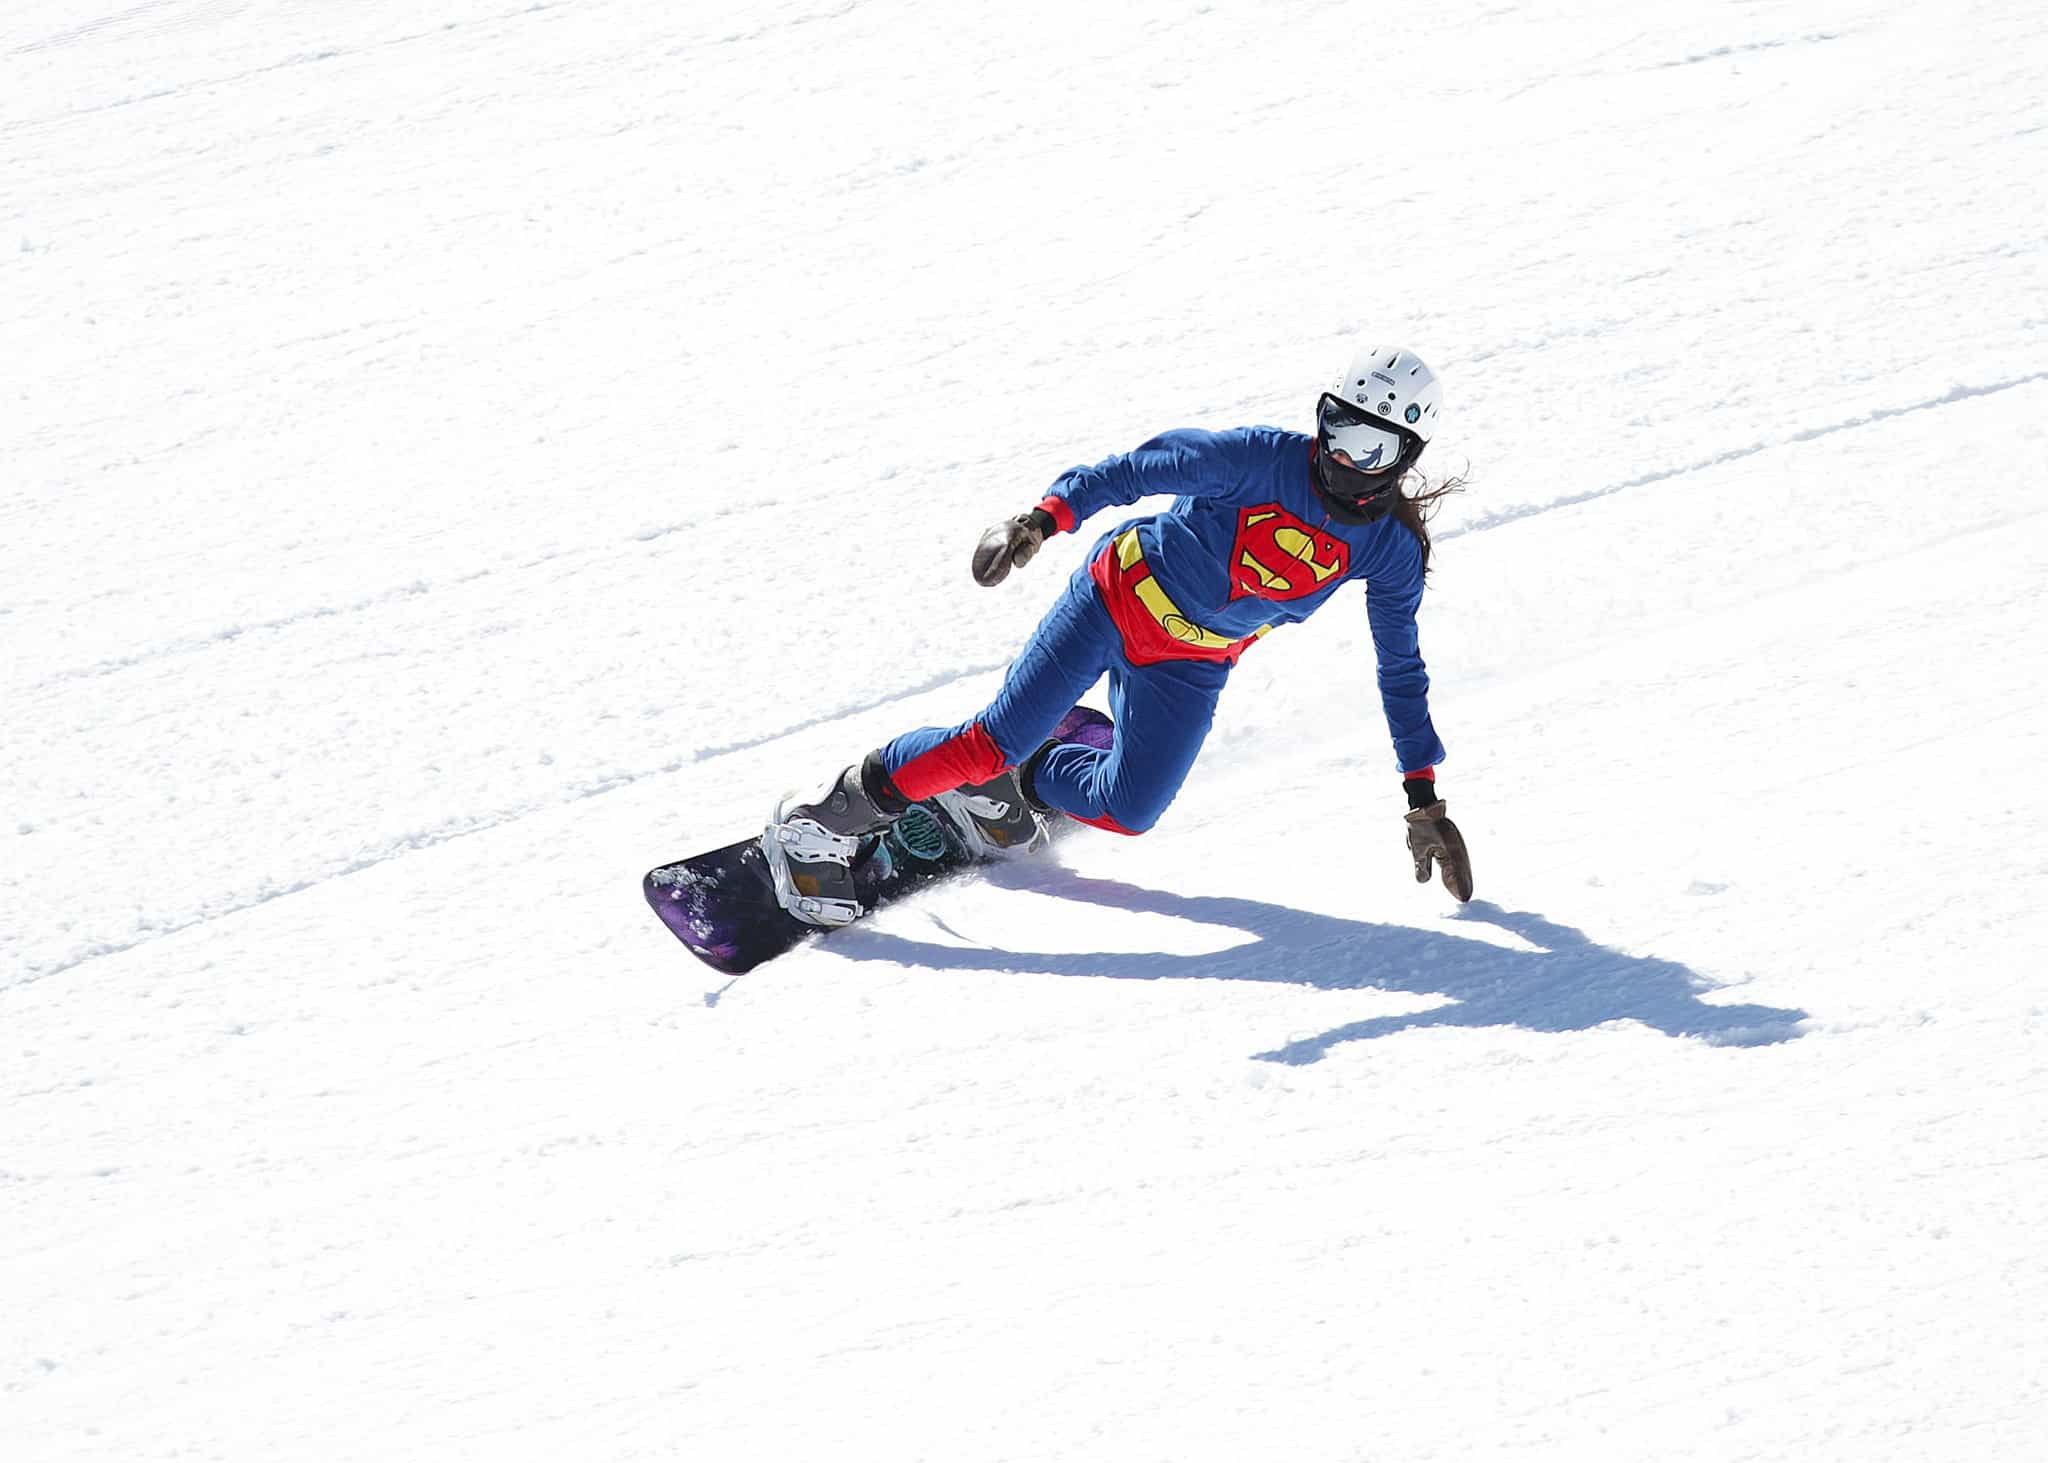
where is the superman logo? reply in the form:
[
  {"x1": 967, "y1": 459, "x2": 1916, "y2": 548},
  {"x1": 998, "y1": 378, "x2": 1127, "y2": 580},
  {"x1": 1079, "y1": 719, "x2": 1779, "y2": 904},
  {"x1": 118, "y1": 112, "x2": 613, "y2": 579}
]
[{"x1": 1229, "y1": 504, "x2": 1349, "y2": 602}]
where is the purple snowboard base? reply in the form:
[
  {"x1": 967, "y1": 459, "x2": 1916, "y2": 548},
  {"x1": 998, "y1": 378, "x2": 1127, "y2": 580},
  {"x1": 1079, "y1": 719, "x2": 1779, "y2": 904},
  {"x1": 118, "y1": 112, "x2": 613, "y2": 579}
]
[{"x1": 644, "y1": 706, "x2": 1114, "y2": 975}]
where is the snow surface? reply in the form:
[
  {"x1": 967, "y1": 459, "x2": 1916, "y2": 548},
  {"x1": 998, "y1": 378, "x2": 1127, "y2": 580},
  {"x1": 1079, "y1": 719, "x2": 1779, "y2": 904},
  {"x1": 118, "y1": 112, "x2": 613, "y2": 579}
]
[{"x1": 5, "y1": 0, "x2": 2047, "y2": 1458}]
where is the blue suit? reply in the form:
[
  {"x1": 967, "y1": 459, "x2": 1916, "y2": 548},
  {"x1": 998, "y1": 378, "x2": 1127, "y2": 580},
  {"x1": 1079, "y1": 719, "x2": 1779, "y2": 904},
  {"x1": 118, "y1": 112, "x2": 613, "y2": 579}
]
[{"x1": 881, "y1": 427, "x2": 1444, "y2": 833}]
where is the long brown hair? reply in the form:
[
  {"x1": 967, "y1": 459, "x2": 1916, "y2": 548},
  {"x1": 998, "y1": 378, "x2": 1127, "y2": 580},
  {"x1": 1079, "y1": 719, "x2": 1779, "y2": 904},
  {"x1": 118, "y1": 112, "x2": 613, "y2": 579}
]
[{"x1": 1391, "y1": 467, "x2": 1466, "y2": 576}]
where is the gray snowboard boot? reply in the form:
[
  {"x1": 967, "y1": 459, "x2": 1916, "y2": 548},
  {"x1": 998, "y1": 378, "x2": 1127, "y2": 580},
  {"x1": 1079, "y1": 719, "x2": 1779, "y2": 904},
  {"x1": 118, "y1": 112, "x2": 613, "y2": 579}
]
[{"x1": 763, "y1": 753, "x2": 910, "y2": 927}]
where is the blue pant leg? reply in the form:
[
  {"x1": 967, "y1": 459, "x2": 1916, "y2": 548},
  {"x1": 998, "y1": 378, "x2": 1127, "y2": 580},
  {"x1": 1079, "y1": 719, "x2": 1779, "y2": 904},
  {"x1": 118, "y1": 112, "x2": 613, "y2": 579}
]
[
  {"x1": 1030, "y1": 651, "x2": 1229, "y2": 834},
  {"x1": 879, "y1": 571, "x2": 1120, "y2": 796}
]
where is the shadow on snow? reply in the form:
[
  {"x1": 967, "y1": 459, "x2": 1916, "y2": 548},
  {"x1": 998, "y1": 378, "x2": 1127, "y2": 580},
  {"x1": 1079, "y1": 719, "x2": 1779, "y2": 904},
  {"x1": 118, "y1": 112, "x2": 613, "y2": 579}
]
[{"x1": 829, "y1": 867, "x2": 1808, "y2": 1064}]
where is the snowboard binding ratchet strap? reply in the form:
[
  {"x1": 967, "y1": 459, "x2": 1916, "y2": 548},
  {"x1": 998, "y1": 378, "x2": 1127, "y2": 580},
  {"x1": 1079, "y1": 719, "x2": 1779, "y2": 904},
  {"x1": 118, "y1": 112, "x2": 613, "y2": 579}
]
[
  {"x1": 762, "y1": 812, "x2": 866, "y2": 928},
  {"x1": 931, "y1": 783, "x2": 1047, "y2": 861}
]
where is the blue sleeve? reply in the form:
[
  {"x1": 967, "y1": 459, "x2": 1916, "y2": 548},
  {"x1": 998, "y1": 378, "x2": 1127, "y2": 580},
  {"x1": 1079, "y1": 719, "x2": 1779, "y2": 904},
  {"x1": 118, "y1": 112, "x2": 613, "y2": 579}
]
[
  {"x1": 1363, "y1": 550, "x2": 1447, "y2": 775},
  {"x1": 1038, "y1": 428, "x2": 1263, "y2": 532}
]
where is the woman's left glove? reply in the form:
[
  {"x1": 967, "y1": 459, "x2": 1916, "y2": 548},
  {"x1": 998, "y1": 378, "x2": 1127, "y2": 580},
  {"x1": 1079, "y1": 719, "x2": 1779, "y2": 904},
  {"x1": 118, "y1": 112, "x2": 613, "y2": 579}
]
[{"x1": 1404, "y1": 797, "x2": 1474, "y2": 902}]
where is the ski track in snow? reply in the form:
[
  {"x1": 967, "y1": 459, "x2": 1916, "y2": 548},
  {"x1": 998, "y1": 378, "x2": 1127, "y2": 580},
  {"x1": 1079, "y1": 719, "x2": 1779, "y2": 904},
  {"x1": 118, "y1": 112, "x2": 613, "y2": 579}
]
[
  {"x1": 19, "y1": 498, "x2": 769, "y2": 695},
  {"x1": 1652, "y1": 30, "x2": 1851, "y2": 70},
  {"x1": 7, "y1": 655, "x2": 1010, "y2": 986},
  {"x1": 1443, "y1": 368, "x2": 2048, "y2": 538}
]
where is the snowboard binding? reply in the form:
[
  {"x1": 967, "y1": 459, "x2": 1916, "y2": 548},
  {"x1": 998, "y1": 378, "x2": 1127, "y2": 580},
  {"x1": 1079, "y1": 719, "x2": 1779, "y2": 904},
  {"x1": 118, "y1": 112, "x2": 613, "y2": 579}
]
[{"x1": 761, "y1": 757, "x2": 908, "y2": 927}]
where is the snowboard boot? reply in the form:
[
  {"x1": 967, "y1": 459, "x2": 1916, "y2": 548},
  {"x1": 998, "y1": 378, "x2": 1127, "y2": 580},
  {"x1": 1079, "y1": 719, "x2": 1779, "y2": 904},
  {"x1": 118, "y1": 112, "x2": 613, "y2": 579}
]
[
  {"x1": 764, "y1": 753, "x2": 911, "y2": 927},
  {"x1": 1015, "y1": 706, "x2": 1116, "y2": 820},
  {"x1": 1016, "y1": 739, "x2": 1059, "y2": 816},
  {"x1": 931, "y1": 768, "x2": 1048, "y2": 861}
]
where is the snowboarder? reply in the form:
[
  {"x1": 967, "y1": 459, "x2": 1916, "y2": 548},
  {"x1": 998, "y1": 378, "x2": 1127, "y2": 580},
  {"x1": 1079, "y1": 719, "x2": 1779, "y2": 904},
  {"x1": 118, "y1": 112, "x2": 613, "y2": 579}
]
[{"x1": 765, "y1": 343, "x2": 1474, "y2": 925}]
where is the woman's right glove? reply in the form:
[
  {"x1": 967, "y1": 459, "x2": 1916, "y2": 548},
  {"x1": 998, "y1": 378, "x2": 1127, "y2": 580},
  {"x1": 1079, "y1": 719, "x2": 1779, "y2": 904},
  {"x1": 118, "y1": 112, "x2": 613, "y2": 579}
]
[
  {"x1": 971, "y1": 508, "x2": 1058, "y2": 587},
  {"x1": 1404, "y1": 795, "x2": 1475, "y2": 902}
]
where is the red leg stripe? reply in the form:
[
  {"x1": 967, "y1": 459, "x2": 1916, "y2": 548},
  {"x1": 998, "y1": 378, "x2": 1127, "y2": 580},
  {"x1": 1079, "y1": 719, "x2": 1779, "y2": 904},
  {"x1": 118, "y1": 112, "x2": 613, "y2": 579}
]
[
  {"x1": 891, "y1": 723, "x2": 1009, "y2": 800},
  {"x1": 1069, "y1": 810, "x2": 1143, "y2": 836}
]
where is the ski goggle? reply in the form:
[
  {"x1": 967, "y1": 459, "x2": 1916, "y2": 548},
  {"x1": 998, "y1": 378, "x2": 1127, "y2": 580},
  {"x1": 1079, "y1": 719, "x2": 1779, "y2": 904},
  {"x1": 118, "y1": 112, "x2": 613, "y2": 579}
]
[{"x1": 1316, "y1": 392, "x2": 1413, "y2": 475}]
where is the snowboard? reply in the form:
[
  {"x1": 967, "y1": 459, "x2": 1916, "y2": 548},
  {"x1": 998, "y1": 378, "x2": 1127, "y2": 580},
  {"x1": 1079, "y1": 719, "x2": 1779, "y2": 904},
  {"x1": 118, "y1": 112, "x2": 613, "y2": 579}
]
[{"x1": 644, "y1": 706, "x2": 1114, "y2": 975}]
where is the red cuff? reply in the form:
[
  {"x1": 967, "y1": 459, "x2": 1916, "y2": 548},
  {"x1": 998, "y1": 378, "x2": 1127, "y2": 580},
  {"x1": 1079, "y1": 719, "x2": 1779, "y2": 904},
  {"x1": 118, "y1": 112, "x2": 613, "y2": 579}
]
[
  {"x1": 1035, "y1": 495, "x2": 1077, "y2": 535},
  {"x1": 1401, "y1": 766, "x2": 1436, "y2": 782}
]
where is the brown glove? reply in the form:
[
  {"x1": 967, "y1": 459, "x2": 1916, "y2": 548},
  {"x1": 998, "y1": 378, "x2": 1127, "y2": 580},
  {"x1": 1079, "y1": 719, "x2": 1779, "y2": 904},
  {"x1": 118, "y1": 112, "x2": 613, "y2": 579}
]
[
  {"x1": 970, "y1": 509, "x2": 1056, "y2": 587},
  {"x1": 1405, "y1": 800, "x2": 1474, "y2": 902}
]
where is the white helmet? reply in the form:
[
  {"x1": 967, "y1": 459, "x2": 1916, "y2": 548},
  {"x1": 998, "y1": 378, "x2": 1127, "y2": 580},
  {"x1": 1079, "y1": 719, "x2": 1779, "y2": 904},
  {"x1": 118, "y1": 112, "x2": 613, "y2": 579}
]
[
  {"x1": 1314, "y1": 344, "x2": 1441, "y2": 513},
  {"x1": 1329, "y1": 344, "x2": 1442, "y2": 443}
]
